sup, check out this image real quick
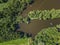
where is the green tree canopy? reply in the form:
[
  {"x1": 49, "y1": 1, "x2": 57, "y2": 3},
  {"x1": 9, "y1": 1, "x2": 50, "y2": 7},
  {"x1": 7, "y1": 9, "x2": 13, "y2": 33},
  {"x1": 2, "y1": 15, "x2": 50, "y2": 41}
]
[{"x1": 34, "y1": 25, "x2": 60, "y2": 45}]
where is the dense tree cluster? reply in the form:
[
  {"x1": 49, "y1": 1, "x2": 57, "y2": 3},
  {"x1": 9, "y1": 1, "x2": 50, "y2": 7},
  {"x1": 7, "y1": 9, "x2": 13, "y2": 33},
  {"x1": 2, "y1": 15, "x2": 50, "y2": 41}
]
[
  {"x1": 34, "y1": 24, "x2": 60, "y2": 45},
  {"x1": 0, "y1": 0, "x2": 33, "y2": 42}
]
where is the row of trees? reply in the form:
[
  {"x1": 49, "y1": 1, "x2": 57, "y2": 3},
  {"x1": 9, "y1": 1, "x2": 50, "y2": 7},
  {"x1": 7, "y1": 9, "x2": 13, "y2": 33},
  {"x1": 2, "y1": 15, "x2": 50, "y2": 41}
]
[
  {"x1": 33, "y1": 24, "x2": 60, "y2": 45},
  {"x1": 28, "y1": 9, "x2": 60, "y2": 20}
]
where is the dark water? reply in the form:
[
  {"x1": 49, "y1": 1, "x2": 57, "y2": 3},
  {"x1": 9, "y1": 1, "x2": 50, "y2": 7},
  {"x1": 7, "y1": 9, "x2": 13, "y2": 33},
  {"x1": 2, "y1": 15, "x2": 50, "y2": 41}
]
[{"x1": 19, "y1": 0, "x2": 60, "y2": 37}]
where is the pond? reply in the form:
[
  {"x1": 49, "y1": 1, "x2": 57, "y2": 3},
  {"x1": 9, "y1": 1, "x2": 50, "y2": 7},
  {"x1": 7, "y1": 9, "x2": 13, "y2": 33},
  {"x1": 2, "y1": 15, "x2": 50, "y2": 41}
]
[{"x1": 19, "y1": 0, "x2": 60, "y2": 38}]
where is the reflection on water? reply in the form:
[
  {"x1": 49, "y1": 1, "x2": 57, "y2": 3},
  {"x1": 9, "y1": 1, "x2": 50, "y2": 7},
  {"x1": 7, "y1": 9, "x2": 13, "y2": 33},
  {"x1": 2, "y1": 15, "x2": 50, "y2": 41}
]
[{"x1": 20, "y1": 0, "x2": 60, "y2": 37}]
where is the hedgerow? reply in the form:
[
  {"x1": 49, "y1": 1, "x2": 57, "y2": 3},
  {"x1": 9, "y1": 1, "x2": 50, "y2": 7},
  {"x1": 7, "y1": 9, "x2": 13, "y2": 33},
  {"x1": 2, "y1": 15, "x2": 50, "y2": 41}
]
[{"x1": 28, "y1": 9, "x2": 60, "y2": 20}]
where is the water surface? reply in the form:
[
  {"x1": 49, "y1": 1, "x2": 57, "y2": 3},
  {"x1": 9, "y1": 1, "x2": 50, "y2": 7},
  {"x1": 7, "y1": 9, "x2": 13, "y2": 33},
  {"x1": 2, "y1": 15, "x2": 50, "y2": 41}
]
[{"x1": 19, "y1": 0, "x2": 60, "y2": 37}]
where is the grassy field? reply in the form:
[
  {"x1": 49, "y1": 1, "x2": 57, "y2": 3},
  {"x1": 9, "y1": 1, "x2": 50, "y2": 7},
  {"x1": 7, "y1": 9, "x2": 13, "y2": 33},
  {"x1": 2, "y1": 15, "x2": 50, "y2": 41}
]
[{"x1": 0, "y1": 38, "x2": 32, "y2": 45}]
